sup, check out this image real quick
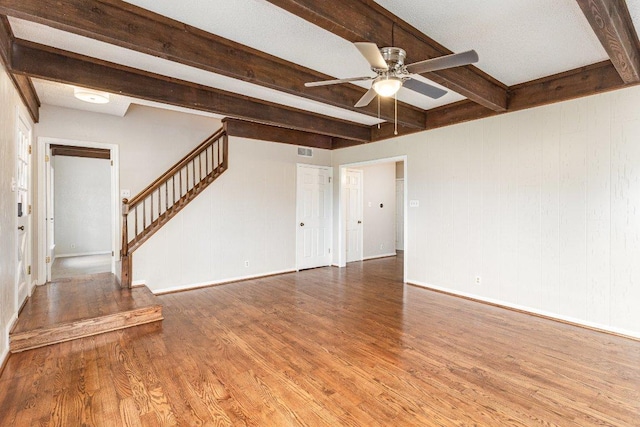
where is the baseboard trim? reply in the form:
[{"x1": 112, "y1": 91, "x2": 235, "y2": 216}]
[
  {"x1": 55, "y1": 251, "x2": 111, "y2": 258},
  {"x1": 1, "y1": 312, "x2": 19, "y2": 377},
  {"x1": 0, "y1": 346, "x2": 8, "y2": 377},
  {"x1": 407, "y1": 279, "x2": 640, "y2": 342},
  {"x1": 152, "y1": 269, "x2": 297, "y2": 295},
  {"x1": 363, "y1": 253, "x2": 397, "y2": 261}
]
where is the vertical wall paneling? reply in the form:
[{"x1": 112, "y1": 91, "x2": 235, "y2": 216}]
[
  {"x1": 466, "y1": 121, "x2": 484, "y2": 293},
  {"x1": 332, "y1": 84, "x2": 640, "y2": 338},
  {"x1": 558, "y1": 102, "x2": 588, "y2": 321},
  {"x1": 540, "y1": 104, "x2": 561, "y2": 315},
  {"x1": 516, "y1": 110, "x2": 543, "y2": 309},
  {"x1": 585, "y1": 95, "x2": 611, "y2": 326},
  {"x1": 480, "y1": 119, "x2": 503, "y2": 300},
  {"x1": 451, "y1": 126, "x2": 471, "y2": 292},
  {"x1": 610, "y1": 119, "x2": 640, "y2": 331},
  {"x1": 499, "y1": 113, "x2": 520, "y2": 303}
]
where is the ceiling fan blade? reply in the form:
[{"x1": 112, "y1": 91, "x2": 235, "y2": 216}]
[
  {"x1": 403, "y1": 78, "x2": 447, "y2": 99},
  {"x1": 305, "y1": 76, "x2": 373, "y2": 87},
  {"x1": 354, "y1": 87, "x2": 378, "y2": 107},
  {"x1": 405, "y1": 50, "x2": 479, "y2": 74},
  {"x1": 354, "y1": 42, "x2": 388, "y2": 70}
]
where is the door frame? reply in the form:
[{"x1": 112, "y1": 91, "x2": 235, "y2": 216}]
[
  {"x1": 337, "y1": 156, "x2": 407, "y2": 280},
  {"x1": 295, "y1": 163, "x2": 333, "y2": 271},
  {"x1": 396, "y1": 178, "x2": 405, "y2": 251},
  {"x1": 37, "y1": 137, "x2": 120, "y2": 284}
]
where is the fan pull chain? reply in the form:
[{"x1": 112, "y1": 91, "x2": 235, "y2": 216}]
[
  {"x1": 377, "y1": 95, "x2": 381, "y2": 129},
  {"x1": 394, "y1": 92, "x2": 398, "y2": 135}
]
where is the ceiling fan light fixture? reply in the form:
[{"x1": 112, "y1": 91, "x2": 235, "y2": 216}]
[
  {"x1": 74, "y1": 87, "x2": 110, "y2": 104},
  {"x1": 372, "y1": 76, "x2": 402, "y2": 97}
]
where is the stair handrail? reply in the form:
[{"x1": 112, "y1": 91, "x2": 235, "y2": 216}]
[
  {"x1": 126, "y1": 127, "x2": 226, "y2": 208},
  {"x1": 120, "y1": 127, "x2": 228, "y2": 288}
]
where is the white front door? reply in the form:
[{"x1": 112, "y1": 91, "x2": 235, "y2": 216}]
[
  {"x1": 16, "y1": 114, "x2": 32, "y2": 306},
  {"x1": 296, "y1": 164, "x2": 332, "y2": 270},
  {"x1": 396, "y1": 179, "x2": 404, "y2": 250},
  {"x1": 345, "y1": 169, "x2": 363, "y2": 263}
]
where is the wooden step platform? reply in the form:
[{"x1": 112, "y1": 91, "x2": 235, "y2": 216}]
[{"x1": 9, "y1": 272, "x2": 163, "y2": 353}]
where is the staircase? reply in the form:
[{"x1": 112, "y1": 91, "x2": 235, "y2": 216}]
[{"x1": 121, "y1": 128, "x2": 228, "y2": 287}]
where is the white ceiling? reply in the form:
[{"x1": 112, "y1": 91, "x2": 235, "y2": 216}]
[
  {"x1": 7, "y1": 0, "x2": 629, "y2": 122},
  {"x1": 373, "y1": 0, "x2": 608, "y2": 86}
]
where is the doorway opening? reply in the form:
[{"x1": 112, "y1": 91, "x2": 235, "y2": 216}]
[
  {"x1": 338, "y1": 156, "x2": 407, "y2": 282},
  {"x1": 37, "y1": 138, "x2": 120, "y2": 284}
]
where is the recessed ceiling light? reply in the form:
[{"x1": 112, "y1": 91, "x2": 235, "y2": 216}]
[{"x1": 73, "y1": 87, "x2": 110, "y2": 104}]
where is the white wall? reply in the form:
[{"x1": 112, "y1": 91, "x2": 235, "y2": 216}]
[
  {"x1": 333, "y1": 85, "x2": 640, "y2": 338},
  {"x1": 358, "y1": 162, "x2": 396, "y2": 259},
  {"x1": 134, "y1": 137, "x2": 331, "y2": 293},
  {"x1": 53, "y1": 156, "x2": 111, "y2": 257},
  {"x1": 27, "y1": 81, "x2": 640, "y2": 339},
  {"x1": 35, "y1": 104, "x2": 333, "y2": 293},
  {"x1": 34, "y1": 104, "x2": 222, "y2": 280},
  {"x1": 0, "y1": 63, "x2": 34, "y2": 364}
]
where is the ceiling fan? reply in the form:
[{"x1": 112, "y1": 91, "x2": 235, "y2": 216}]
[{"x1": 305, "y1": 42, "x2": 479, "y2": 108}]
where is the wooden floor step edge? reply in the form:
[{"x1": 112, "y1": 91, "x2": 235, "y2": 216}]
[{"x1": 9, "y1": 305, "x2": 163, "y2": 353}]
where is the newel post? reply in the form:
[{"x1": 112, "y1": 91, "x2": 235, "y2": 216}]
[{"x1": 121, "y1": 198, "x2": 132, "y2": 288}]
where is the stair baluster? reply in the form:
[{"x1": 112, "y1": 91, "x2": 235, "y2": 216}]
[{"x1": 120, "y1": 128, "x2": 228, "y2": 288}]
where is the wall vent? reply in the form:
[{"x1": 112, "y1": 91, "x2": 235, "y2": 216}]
[{"x1": 297, "y1": 147, "x2": 313, "y2": 157}]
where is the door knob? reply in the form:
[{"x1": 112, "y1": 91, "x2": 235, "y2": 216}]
[
  {"x1": 18, "y1": 226, "x2": 24, "y2": 231},
  {"x1": 300, "y1": 222, "x2": 305, "y2": 226}
]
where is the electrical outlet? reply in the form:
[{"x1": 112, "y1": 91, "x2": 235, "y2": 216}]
[
  {"x1": 475, "y1": 276, "x2": 481, "y2": 285},
  {"x1": 244, "y1": 260, "x2": 249, "y2": 267},
  {"x1": 380, "y1": 243, "x2": 384, "y2": 250},
  {"x1": 71, "y1": 243, "x2": 76, "y2": 249}
]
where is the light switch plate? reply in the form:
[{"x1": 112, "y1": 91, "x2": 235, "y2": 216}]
[{"x1": 120, "y1": 189, "x2": 131, "y2": 198}]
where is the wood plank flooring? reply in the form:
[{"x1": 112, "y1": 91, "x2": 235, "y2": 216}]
[
  {"x1": 2, "y1": 256, "x2": 639, "y2": 426},
  {"x1": 10, "y1": 273, "x2": 163, "y2": 352},
  {"x1": 51, "y1": 254, "x2": 112, "y2": 280}
]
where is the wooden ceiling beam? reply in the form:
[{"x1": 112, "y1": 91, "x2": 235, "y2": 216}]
[
  {"x1": 0, "y1": 0, "x2": 426, "y2": 129},
  {"x1": 0, "y1": 15, "x2": 39, "y2": 122},
  {"x1": 371, "y1": 122, "x2": 426, "y2": 142},
  {"x1": 424, "y1": 61, "x2": 626, "y2": 132},
  {"x1": 10, "y1": 40, "x2": 371, "y2": 142},
  {"x1": 576, "y1": 0, "x2": 640, "y2": 83},
  {"x1": 508, "y1": 60, "x2": 624, "y2": 110},
  {"x1": 265, "y1": 0, "x2": 508, "y2": 112},
  {"x1": 224, "y1": 118, "x2": 333, "y2": 149}
]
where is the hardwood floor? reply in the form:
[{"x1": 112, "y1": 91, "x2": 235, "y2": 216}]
[
  {"x1": 2, "y1": 255, "x2": 639, "y2": 426},
  {"x1": 10, "y1": 273, "x2": 163, "y2": 352},
  {"x1": 51, "y1": 253, "x2": 112, "y2": 280}
]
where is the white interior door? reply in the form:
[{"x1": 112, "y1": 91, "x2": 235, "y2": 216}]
[
  {"x1": 345, "y1": 169, "x2": 363, "y2": 263},
  {"x1": 296, "y1": 164, "x2": 332, "y2": 270},
  {"x1": 16, "y1": 114, "x2": 32, "y2": 306},
  {"x1": 396, "y1": 179, "x2": 404, "y2": 250}
]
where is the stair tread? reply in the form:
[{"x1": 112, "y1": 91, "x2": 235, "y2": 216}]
[{"x1": 10, "y1": 273, "x2": 163, "y2": 353}]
